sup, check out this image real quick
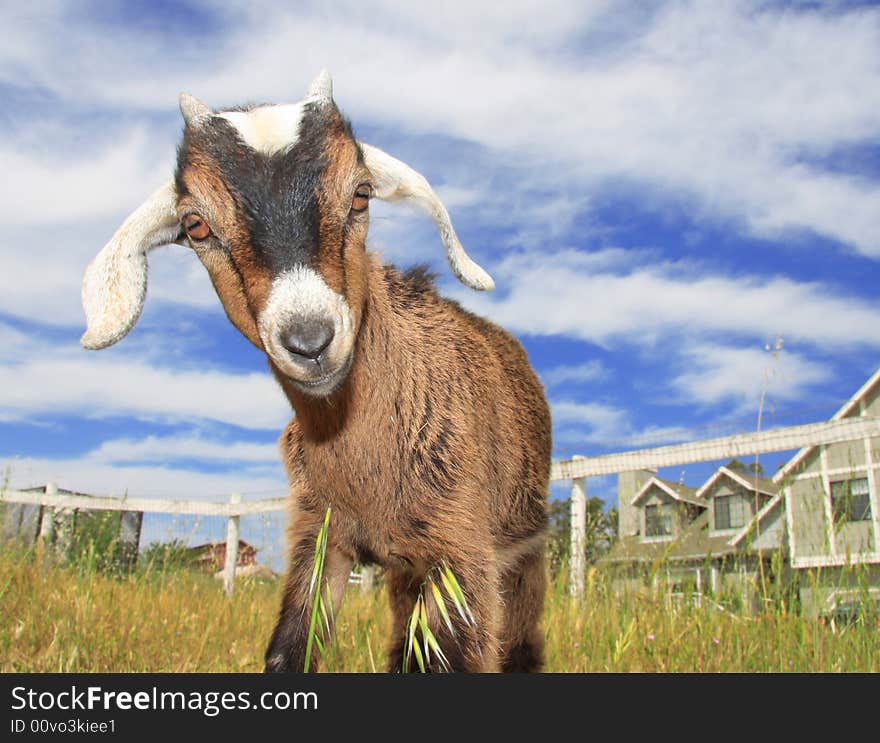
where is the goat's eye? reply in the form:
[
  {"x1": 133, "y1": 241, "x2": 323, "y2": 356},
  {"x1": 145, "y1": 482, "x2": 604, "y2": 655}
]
[
  {"x1": 183, "y1": 213, "x2": 211, "y2": 240},
  {"x1": 351, "y1": 185, "x2": 371, "y2": 213}
]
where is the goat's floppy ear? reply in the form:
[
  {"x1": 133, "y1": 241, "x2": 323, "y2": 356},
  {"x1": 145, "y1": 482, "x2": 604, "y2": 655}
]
[
  {"x1": 360, "y1": 143, "x2": 495, "y2": 291},
  {"x1": 80, "y1": 180, "x2": 182, "y2": 350}
]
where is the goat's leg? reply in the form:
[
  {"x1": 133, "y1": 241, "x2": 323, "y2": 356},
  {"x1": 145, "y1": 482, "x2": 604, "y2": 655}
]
[
  {"x1": 386, "y1": 557, "x2": 501, "y2": 673},
  {"x1": 385, "y1": 543, "x2": 500, "y2": 673},
  {"x1": 264, "y1": 508, "x2": 353, "y2": 673},
  {"x1": 384, "y1": 566, "x2": 423, "y2": 673},
  {"x1": 498, "y1": 547, "x2": 546, "y2": 672},
  {"x1": 430, "y1": 553, "x2": 502, "y2": 672}
]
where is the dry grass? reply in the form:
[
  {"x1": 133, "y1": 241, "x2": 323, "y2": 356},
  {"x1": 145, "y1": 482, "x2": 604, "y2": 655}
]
[{"x1": 1, "y1": 549, "x2": 877, "y2": 673}]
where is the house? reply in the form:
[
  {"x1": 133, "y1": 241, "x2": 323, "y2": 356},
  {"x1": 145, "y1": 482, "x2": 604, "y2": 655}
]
[
  {"x1": 604, "y1": 365, "x2": 880, "y2": 619},
  {"x1": 772, "y1": 366, "x2": 880, "y2": 618},
  {"x1": 186, "y1": 539, "x2": 258, "y2": 572},
  {"x1": 604, "y1": 468, "x2": 786, "y2": 613}
]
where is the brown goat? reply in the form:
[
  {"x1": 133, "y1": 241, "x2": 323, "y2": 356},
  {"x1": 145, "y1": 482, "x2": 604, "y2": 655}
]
[{"x1": 80, "y1": 71, "x2": 552, "y2": 672}]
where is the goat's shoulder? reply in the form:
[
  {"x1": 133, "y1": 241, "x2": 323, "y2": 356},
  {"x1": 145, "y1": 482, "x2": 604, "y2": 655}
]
[{"x1": 379, "y1": 261, "x2": 539, "y2": 385}]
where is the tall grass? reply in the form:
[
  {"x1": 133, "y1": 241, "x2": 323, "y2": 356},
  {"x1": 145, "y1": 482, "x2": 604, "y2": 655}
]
[{"x1": 0, "y1": 548, "x2": 877, "y2": 673}]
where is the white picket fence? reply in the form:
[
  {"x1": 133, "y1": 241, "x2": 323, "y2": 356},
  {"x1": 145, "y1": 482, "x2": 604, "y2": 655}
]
[{"x1": 3, "y1": 415, "x2": 878, "y2": 596}]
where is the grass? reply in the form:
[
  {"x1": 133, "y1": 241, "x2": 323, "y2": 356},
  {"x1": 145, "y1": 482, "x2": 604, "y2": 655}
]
[{"x1": 0, "y1": 548, "x2": 877, "y2": 673}]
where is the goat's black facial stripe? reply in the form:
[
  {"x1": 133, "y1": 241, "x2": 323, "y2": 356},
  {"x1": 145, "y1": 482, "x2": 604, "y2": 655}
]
[{"x1": 176, "y1": 103, "x2": 341, "y2": 275}]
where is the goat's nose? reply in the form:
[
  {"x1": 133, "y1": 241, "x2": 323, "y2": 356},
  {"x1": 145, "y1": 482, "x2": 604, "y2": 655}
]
[{"x1": 280, "y1": 320, "x2": 335, "y2": 362}]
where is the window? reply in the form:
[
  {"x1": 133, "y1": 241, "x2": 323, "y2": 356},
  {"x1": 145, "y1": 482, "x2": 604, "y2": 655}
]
[
  {"x1": 714, "y1": 494, "x2": 747, "y2": 530},
  {"x1": 645, "y1": 504, "x2": 672, "y2": 537},
  {"x1": 831, "y1": 478, "x2": 872, "y2": 524}
]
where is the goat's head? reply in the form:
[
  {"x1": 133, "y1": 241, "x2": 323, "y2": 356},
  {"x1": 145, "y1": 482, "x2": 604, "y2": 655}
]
[{"x1": 80, "y1": 70, "x2": 494, "y2": 397}]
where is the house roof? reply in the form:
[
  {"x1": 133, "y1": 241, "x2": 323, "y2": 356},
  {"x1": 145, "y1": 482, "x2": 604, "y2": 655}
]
[
  {"x1": 694, "y1": 466, "x2": 779, "y2": 500},
  {"x1": 774, "y1": 365, "x2": 880, "y2": 483},
  {"x1": 603, "y1": 510, "x2": 741, "y2": 564},
  {"x1": 630, "y1": 476, "x2": 705, "y2": 509}
]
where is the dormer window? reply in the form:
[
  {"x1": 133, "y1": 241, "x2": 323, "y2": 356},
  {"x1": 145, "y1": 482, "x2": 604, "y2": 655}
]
[
  {"x1": 645, "y1": 504, "x2": 673, "y2": 537},
  {"x1": 714, "y1": 494, "x2": 747, "y2": 530}
]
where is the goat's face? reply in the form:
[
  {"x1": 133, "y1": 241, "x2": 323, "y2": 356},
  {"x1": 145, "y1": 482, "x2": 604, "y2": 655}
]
[
  {"x1": 80, "y1": 71, "x2": 495, "y2": 397},
  {"x1": 175, "y1": 95, "x2": 371, "y2": 396}
]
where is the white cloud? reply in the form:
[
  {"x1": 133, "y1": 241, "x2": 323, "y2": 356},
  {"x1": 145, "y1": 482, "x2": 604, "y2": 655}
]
[
  {"x1": 0, "y1": 353, "x2": 289, "y2": 430},
  {"x1": 2, "y1": 454, "x2": 287, "y2": 499},
  {"x1": 4, "y1": 1, "x2": 880, "y2": 259},
  {"x1": 671, "y1": 342, "x2": 833, "y2": 409},
  {"x1": 89, "y1": 435, "x2": 280, "y2": 465},
  {"x1": 0, "y1": 127, "x2": 174, "y2": 226},
  {"x1": 455, "y1": 249, "x2": 880, "y2": 349},
  {"x1": 541, "y1": 360, "x2": 607, "y2": 387},
  {"x1": 1, "y1": 429, "x2": 288, "y2": 500},
  {"x1": 0, "y1": 322, "x2": 288, "y2": 430},
  {"x1": 550, "y1": 399, "x2": 630, "y2": 443}
]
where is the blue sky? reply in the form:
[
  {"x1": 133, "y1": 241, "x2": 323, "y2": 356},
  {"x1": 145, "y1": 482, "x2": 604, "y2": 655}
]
[{"x1": 2, "y1": 0, "x2": 879, "y2": 525}]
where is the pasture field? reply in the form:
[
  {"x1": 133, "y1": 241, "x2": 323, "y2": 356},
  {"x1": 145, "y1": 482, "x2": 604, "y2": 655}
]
[{"x1": 1, "y1": 549, "x2": 877, "y2": 673}]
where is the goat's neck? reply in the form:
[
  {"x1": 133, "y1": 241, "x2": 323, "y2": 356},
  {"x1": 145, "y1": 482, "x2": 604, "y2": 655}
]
[{"x1": 273, "y1": 264, "x2": 403, "y2": 443}]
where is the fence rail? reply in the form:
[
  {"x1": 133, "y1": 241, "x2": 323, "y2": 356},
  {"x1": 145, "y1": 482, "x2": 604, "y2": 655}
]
[
  {"x1": 4, "y1": 415, "x2": 879, "y2": 596},
  {"x1": 550, "y1": 417, "x2": 880, "y2": 480},
  {"x1": 0, "y1": 490, "x2": 287, "y2": 517}
]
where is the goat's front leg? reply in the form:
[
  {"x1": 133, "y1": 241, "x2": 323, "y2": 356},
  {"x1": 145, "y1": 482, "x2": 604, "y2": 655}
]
[
  {"x1": 388, "y1": 545, "x2": 502, "y2": 673},
  {"x1": 264, "y1": 508, "x2": 353, "y2": 673},
  {"x1": 430, "y1": 550, "x2": 502, "y2": 673}
]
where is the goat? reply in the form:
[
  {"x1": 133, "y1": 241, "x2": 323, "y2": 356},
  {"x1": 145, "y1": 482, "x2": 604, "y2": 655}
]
[{"x1": 80, "y1": 71, "x2": 552, "y2": 672}]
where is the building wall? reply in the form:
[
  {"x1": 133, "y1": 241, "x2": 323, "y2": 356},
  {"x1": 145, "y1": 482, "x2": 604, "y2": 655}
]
[
  {"x1": 786, "y1": 431, "x2": 879, "y2": 562},
  {"x1": 748, "y1": 505, "x2": 786, "y2": 552},
  {"x1": 617, "y1": 470, "x2": 656, "y2": 539},
  {"x1": 788, "y1": 463, "x2": 830, "y2": 560}
]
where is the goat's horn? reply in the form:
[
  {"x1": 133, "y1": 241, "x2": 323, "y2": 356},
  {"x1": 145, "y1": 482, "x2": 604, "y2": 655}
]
[
  {"x1": 179, "y1": 92, "x2": 212, "y2": 127},
  {"x1": 306, "y1": 69, "x2": 333, "y2": 102},
  {"x1": 360, "y1": 143, "x2": 495, "y2": 291},
  {"x1": 80, "y1": 180, "x2": 181, "y2": 350}
]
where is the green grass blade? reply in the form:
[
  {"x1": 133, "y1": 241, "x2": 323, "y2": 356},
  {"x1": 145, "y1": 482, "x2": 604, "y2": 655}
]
[
  {"x1": 404, "y1": 596, "x2": 420, "y2": 672},
  {"x1": 418, "y1": 597, "x2": 431, "y2": 665},
  {"x1": 304, "y1": 506, "x2": 332, "y2": 672},
  {"x1": 411, "y1": 634, "x2": 425, "y2": 672},
  {"x1": 430, "y1": 580, "x2": 455, "y2": 636},
  {"x1": 440, "y1": 564, "x2": 475, "y2": 626},
  {"x1": 421, "y1": 622, "x2": 450, "y2": 671}
]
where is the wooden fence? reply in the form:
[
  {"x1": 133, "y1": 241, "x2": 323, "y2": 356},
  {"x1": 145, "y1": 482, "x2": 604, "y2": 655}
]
[{"x1": 2, "y1": 415, "x2": 878, "y2": 596}]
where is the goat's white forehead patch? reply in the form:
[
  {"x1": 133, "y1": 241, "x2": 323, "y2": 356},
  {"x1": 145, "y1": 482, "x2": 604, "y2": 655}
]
[{"x1": 218, "y1": 103, "x2": 306, "y2": 155}]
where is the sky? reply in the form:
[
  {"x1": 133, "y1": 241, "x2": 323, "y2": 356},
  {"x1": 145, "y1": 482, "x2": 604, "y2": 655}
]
[{"x1": 2, "y1": 0, "x2": 879, "y2": 549}]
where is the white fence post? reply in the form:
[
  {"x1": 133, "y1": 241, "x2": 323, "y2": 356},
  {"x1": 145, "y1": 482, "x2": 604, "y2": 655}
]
[
  {"x1": 37, "y1": 481, "x2": 58, "y2": 545},
  {"x1": 569, "y1": 457, "x2": 587, "y2": 595},
  {"x1": 223, "y1": 493, "x2": 241, "y2": 597}
]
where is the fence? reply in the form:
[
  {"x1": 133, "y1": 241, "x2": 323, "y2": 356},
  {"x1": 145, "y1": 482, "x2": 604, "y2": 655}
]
[
  {"x1": 0, "y1": 488, "x2": 286, "y2": 595},
  {"x1": 2, "y1": 415, "x2": 878, "y2": 596}
]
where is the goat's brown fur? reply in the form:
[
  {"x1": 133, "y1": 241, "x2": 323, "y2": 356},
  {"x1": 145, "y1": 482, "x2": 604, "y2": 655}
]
[
  {"x1": 171, "y1": 95, "x2": 551, "y2": 673},
  {"x1": 262, "y1": 258, "x2": 551, "y2": 672}
]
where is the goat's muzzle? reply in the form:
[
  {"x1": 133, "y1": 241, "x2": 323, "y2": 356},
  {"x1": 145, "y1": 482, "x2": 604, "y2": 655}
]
[
  {"x1": 280, "y1": 319, "x2": 335, "y2": 364},
  {"x1": 257, "y1": 266, "x2": 357, "y2": 398}
]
